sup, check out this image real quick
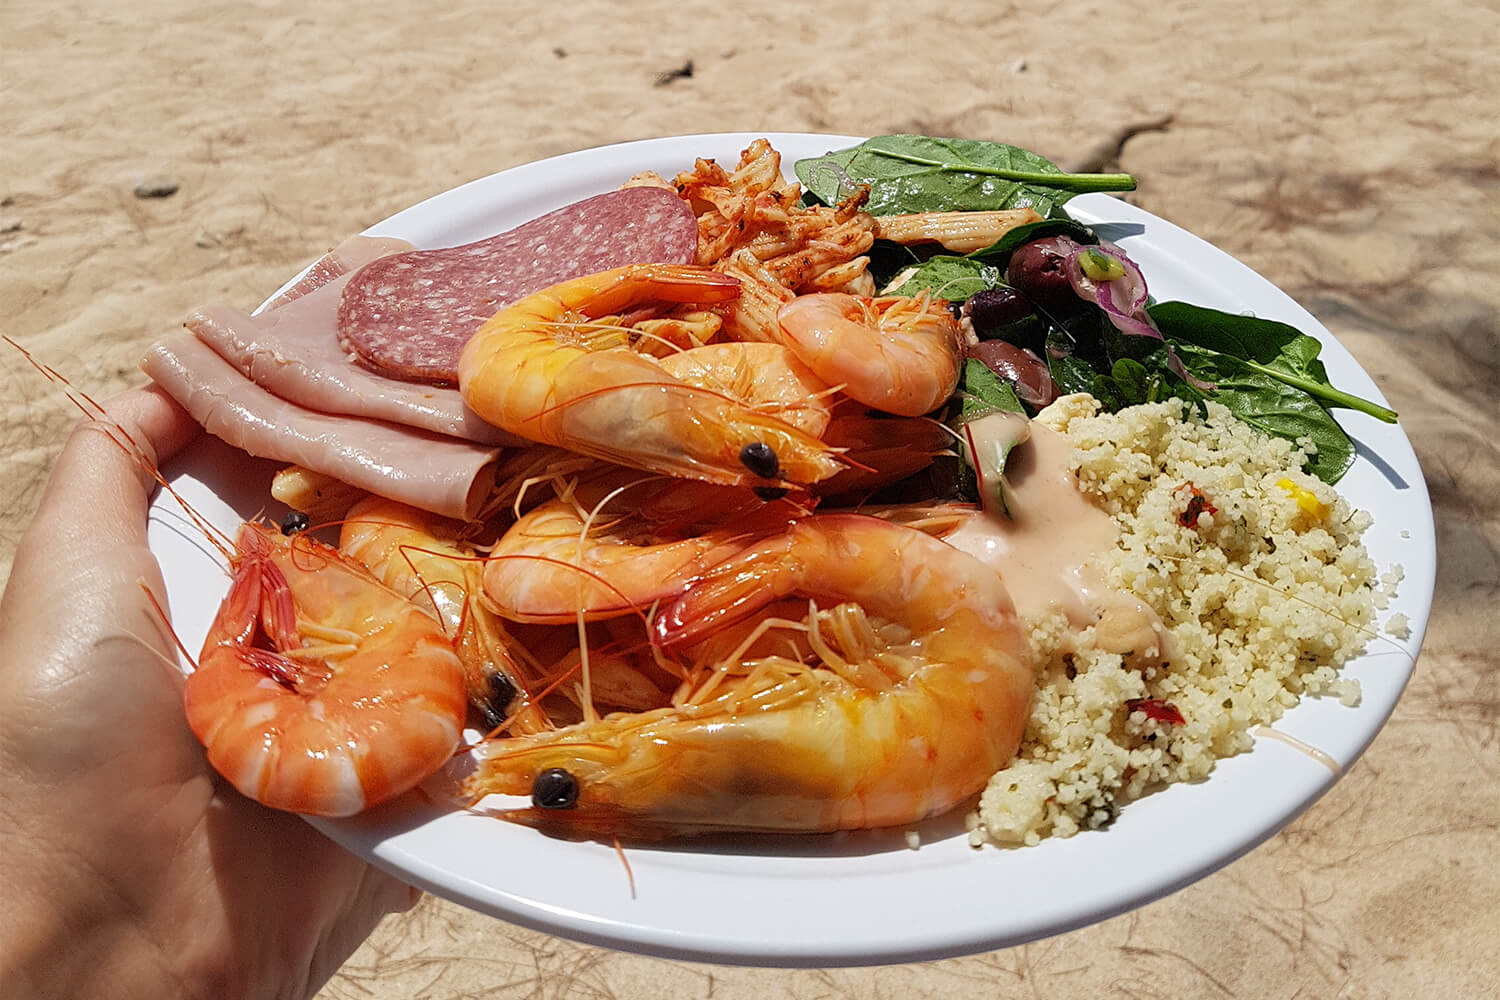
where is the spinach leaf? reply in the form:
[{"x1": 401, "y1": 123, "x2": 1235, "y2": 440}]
[
  {"x1": 1092, "y1": 358, "x2": 1166, "y2": 410},
  {"x1": 794, "y1": 135, "x2": 1136, "y2": 218},
  {"x1": 864, "y1": 239, "x2": 927, "y2": 290},
  {"x1": 889, "y1": 256, "x2": 1002, "y2": 300},
  {"x1": 975, "y1": 310, "x2": 1049, "y2": 351},
  {"x1": 1149, "y1": 301, "x2": 1398, "y2": 422},
  {"x1": 966, "y1": 218, "x2": 1097, "y2": 262},
  {"x1": 1172, "y1": 343, "x2": 1356, "y2": 482},
  {"x1": 957, "y1": 357, "x2": 1027, "y2": 420},
  {"x1": 1049, "y1": 351, "x2": 1100, "y2": 397},
  {"x1": 883, "y1": 218, "x2": 1095, "y2": 301}
]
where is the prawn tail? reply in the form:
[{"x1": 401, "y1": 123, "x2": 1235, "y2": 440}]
[
  {"x1": 625, "y1": 264, "x2": 742, "y2": 307},
  {"x1": 545, "y1": 263, "x2": 742, "y2": 318}
]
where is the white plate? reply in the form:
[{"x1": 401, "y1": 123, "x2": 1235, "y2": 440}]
[{"x1": 147, "y1": 133, "x2": 1435, "y2": 966}]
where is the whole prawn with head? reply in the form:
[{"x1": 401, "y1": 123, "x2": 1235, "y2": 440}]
[
  {"x1": 7, "y1": 348, "x2": 471, "y2": 820},
  {"x1": 337, "y1": 495, "x2": 555, "y2": 734},
  {"x1": 464, "y1": 514, "x2": 1034, "y2": 838},
  {"x1": 456, "y1": 263, "x2": 844, "y2": 491},
  {"x1": 481, "y1": 468, "x2": 806, "y2": 625},
  {"x1": 184, "y1": 521, "x2": 468, "y2": 817}
]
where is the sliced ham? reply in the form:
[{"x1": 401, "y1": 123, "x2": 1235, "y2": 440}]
[
  {"x1": 258, "y1": 234, "x2": 421, "y2": 311},
  {"x1": 186, "y1": 272, "x2": 520, "y2": 446},
  {"x1": 143, "y1": 332, "x2": 501, "y2": 521}
]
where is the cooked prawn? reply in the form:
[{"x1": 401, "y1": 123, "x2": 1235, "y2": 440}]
[
  {"x1": 338, "y1": 495, "x2": 549, "y2": 733},
  {"x1": 810, "y1": 409, "x2": 954, "y2": 497},
  {"x1": 777, "y1": 291, "x2": 965, "y2": 417},
  {"x1": 463, "y1": 514, "x2": 1033, "y2": 837},
  {"x1": 456, "y1": 263, "x2": 844, "y2": 488},
  {"x1": 657, "y1": 340, "x2": 835, "y2": 438},
  {"x1": 183, "y1": 522, "x2": 468, "y2": 816},
  {"x1": 481, "y1": 470, "x2": 800, "y2": 624}
]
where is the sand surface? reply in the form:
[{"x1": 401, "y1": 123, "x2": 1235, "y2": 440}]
[{"x1": 3, "y1": 1, "x2": 1496, "y2": 996}]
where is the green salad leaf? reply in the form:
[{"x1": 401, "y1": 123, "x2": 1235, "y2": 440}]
[
  {"x1": 965, "y1": 218, "x2": 1097, "y2": 261},
  {"x1": 1091, "y1": 357, "x2": 1173, "y2": 411},
  {"x1": 1149, "y1": 301, "x2": 1398, "y2": 423},
  {"x1": 794, "y1": 135, "x2": 1136, "y2": 217},
  {"x1": 881, "y1": 220, "x2": 1097, "y2": 300},
  {"x1": 1171, "y1": 343, "x2": 1357, "y2": 482},
  {"x1": 1048, "y1": 350, "x2": 1103, "y2": 398},
  {"x1": 958, "y1": 357, "x2": 1027, "y2": 420},
  {"x1": 888, "y1": 256, "x2": 1002, "y2": 300}
]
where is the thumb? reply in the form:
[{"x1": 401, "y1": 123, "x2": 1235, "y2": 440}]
[{"x1": 19, "y1": 384, "x2": 201, "y2": 567}]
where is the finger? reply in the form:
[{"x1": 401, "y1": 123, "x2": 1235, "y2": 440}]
[
  {"x1": 101, "y1": 384, "x2": 202, "y2": 470},
  {"x1": 26, "y1": 386, "x2": 201, "y2": 558}
]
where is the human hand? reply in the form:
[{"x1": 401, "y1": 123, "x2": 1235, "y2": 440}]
[{"x1": 0, "y1": 386, "x2": 418, "y2": 1000}]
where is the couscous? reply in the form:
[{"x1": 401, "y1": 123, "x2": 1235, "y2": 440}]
[{"x1": 971, "y1": 394, "x2": 1401, "y2": 846}]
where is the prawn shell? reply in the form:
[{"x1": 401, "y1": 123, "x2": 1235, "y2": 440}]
[
  {"x1": 184, "y1": 524, "x2": 468, "y2": 817},
  {"x1": 468, "y1": 514, "x2": 1034, "y2": 837},
  {"x1": 778, "y1": 293, "x2": 965, "y2": 417},
  {"x1": 456, "y1": 264, "x2": 845, "y2": 488}
]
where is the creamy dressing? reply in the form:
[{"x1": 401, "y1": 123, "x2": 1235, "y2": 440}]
[{"x1": 946, "y1": 412, "x2": 1170, "y2": 662}]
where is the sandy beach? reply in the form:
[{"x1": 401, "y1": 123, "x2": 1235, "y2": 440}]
[{"x1": 3, "y1": 1, "x2": 1496, "y2": 996}]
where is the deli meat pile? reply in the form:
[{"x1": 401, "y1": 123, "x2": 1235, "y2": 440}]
[{"x1": 146, "y1": 184, "x2": 700, "y2": 518}]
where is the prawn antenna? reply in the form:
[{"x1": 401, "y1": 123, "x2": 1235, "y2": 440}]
[
  {"x1": 613, "y1": 838, "x2": 637, "y2": 899},
  {"x1": 528, "y1": 378, "x2": 747, "y2": 423},
  {"x1": 5, "y1": 334, "x2": 237, "y2": 562},
  {"x1": 134, "y1": 578, "x2": 202, "y2": 675}
]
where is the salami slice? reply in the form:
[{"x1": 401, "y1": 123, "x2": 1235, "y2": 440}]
[{"x1": 336, "y1": 185, "x2": 698, "y2": 385}]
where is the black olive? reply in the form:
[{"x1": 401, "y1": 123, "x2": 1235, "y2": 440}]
[
  {"x1": 532, "y1": 768, "x2": 579, "y2": 809},
  {"x1": 753, "y1": 485, "x2": 789, "y2": 501},
  {"x1": 280, "y1": 511, "x2": 310, "y2": 535},
  {"x1": 963, "y1": 287, "x2": 1034, "y2": 334},
  {"x1": 738, "y1": 441, "x2": 779, "y2": 479},
  {"x1": 1006, "y1": 239, "x2": 1077, "y2": 312}
]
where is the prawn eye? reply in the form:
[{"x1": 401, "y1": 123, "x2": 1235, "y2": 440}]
[
  {"x1": 739, "y1": 442, "x2": 779, "y2": 479},
  {"x1": 532, "y1": 767, "x2": 579, "y2": 809},
  {"x1": 477, "y1": 673, "x2": 518, "y2": 731},
  {"x1": 753, "y1": 486, "x2": 789, "y2": 501},
  {"x1": 280, "y1": 511, "x2": 310, "y2": 535}
]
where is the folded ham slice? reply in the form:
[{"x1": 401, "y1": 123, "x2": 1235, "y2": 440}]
[
  {"x1": 144, "y1": 332, "x2": 502, "y2": 521},
  {"x1": 186, "y1": 272, "x2": 520, "y2": 446},
  {"x1": 258, "y1": 234, "x2": 419, "y2": 311},
  {"x1": 185, "y1": 233, "x2": 521, "y2": 446}
]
